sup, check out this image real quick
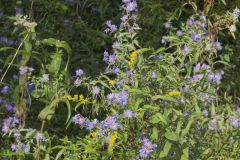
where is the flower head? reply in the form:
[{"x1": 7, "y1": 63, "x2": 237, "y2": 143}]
[{"x1": 75, "y1": 69, "x2": 84, "y2": 77}]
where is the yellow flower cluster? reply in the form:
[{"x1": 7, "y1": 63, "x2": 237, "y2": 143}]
[
  {"x1": 166, "y1": 91, "x2": 181, "y2": 97},
  {"x1": 108, "y1": 132, "x2": 118, "y2": 151},
  {"x1": 62, "y1": 94, "x2": 88, "y2": 104},
  {"x1": 128, "y1": 50, "x2": 139, "y2": 66}
]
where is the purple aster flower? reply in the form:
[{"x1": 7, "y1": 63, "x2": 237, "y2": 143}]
[
  {"x1": 15, "y1": 7, "x2": 22, "y2": 15},
  {"x1": 103, "y1": 51, "x2": 109, "y2": 62},
  {"x1": 86, "y1": 119, "x2": 98, "y2": 130},
  {"x1": 214, "y1": 41, "x2": 223, "y2": 51},
  {"x1": 202, "y1": 109, "x2": 208, "y2": 117},
  {"x1": 108, "y1": 54, "x2": 116, "y2": 63},
  {"x1": 151, "y1": 71, "x2": 157, "y2": 78},
  {"x1": 183, "y1": 45, "x2": 190, "y2": 54},
  {"x1": 72, "y1": 114, "x2": 86, "y2": 125},
  {"x1": 11, "y1": 144, "x2": 18, "y2": 152},
  {"x1": 176, "y1": 30, "x2": 183, "y2": 36},
  {"x1": 4, "y1": 103, "x2": 13, "y2": 111},
  {"x1": 139, "y1": 138, "x2": 157, "y2": 158},
  {"x1": 1, "y1": 86, "x2": 9, "y2": 94},
  {"x1": 111, "y1": 25, "x2": 118, "y2": 32},
  {"x1": 122, "y1": 0, "x2": 131, "y2": 3},
  {"x1": 187, "y1": 18, "x2": 194, "y2": 26},
  {"x1": 19, "y1": 66, "x2": 29, "y2": 75},
  {"x1": 189, "y1": 74, "x2": 204, "y2": 82},
  {"x1": 35, "y1": 132, "x2": 48, "y2": 142},
  {"x1": 112, "y1": 66, "x2": 120, "y2": 73},
  {"x1": 75, "y1": 69, "x2": 84, "y2": 77},
  {"x1": 41, "y1": 74, "x2": 49, "y2": 82},
  {"x1": 208, "y1": 118, "x2": 219, "y2": 131},
  {"x1": 101, "y1": 115, "x2": 122, "y2": 130},
  {"x1": 2, "y1": 117, "x2": 19, "y2": 135},
  {"x1": 112, "y1": 42, "x2": 121, "y2": 49},
  {"x1": 121, "y1": 15, "x2": 128, "y2": 22},
  {"x1": 191, "y1": 32, "x2": 202, "y2": 42},
  {"x1": 123, "y1": 110, "x2": 138, "y2": 119},
  {"x1": 20, "y1": 143, "x2": 30, "y2": 153},
  {"x1": 13, "y1": 74, "x2": 18, "y2": 80},
  {"x1": 164, "y1": 22, "x2": 172, "y2": 29},
  {"x1": 125, "y1": 0, "x2": 138, "y2": 13},
  {"x1": 194, "y1": 63, "x2": 201, "y2": 72},
  {"x1": 161, "y1": 36, "x2": 168, "y2": 44},
  {"x1": 74, "y1": 78, "x2": 81, "y2": 87},
  {"x1": 106, "y1": 20, "x2": 112, "y2": 27},
  {"x1": 92, "y1": 86, "x2": 100, "y2": 95},
  {"x1": 107, "y1": 91, "x2": 129, "y2": 106},
  {"x1": 230, "y1": 116, "x2": 240, "y2": 127}
]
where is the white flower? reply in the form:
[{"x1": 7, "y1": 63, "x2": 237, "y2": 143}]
[
  {"x1": 229, "y1": 25, "x2": 237, "y2": 32},
  {"x1": 233, "y1": 8, "x2": 240, "y2": 20}
]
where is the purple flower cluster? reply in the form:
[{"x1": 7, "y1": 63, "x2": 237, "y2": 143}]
[
  {"x1": 191, "y1": 32, "x2": 202, "y2": 43},
  {"x1": 19, "y1": 66, "x2": 34, "y2": 75},
  {"x1": 122, "y1": 0, "x2": 138, "y2": 13},
  {"x1": 35, "y1": 132, "x2": 48, "y2": 142},
  {"x1": 139, "y1": 138, "x2": 157, "y2": 158},
  {"x1": 1, "y1": 86, "x2": 9, "y2": 94},
  {"x1": 0, "y1": 36, "x2": 14, "y2": 45},
  {"x1": 123, "y1": 110, "x2": 138, "y2": 119},
  {"x1": 187, "y1": 15, "x2": 207, "y2": 29},
  {"x1": 2, "y1": 116, "x2": 19, "y2": 135},
  {"x1": 104, "y1": 20, "x2": 118, "y2": 34},
  {"x1": 189, "y1": 63, "x2": 224, "y2": 85},
  {"x1": 208, "y1": 118, "x2": 220, "y2": 131},
  {"x1": 107, "y1": 91, "x2": 129, "y2": 106},
  {"x1": 103, "y1": 51, "x2": 116, "y2": 64},
  {"x1": 92, "y1": 86, "x2": 101, "y2": 95},
  {"x1": 72, "y1": 114, "x2": 122, "y2": 132},
  {"x1": 101, "y1": 115, "x2": 122, "y2": 130},
  {"x1": 75, "y1": 68, "x2": 84, "y2": 77},
  {"x1": 11, "y1": 143, "x2": 29, "y2": 153}
]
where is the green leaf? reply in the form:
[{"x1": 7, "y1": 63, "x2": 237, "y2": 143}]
[
  {"x1": 164, "y1": 130, "x2": 179, "y2": 141},
  {"x1": 150, "y1": 113, "x2": 168, "y2": 125},
  {"x1": 38, "y1": 104, "x2": 55, "y2": 121},
  {"x1": 47, "y1": 52, "x2": 62, "y2": 76},
  {"x1": 65, "y1": 100, "x2": 71, "y2": 125},
  {"x1": 151, "y1": 127, "x2": 158, "y2": 140},
  {"x1": 152, "y1": 95, "x2": 178, "y2": 103},
  {"x1": 159, "y1": 141, "x2": 172, "y2": 158},
  {"x1": 181, "y1": 148, "x2": 189, "y2": 160}
]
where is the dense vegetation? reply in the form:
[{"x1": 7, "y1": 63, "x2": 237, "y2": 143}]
[{"x1": 0, "y1": 0, "x2": 240, "y2": 159}]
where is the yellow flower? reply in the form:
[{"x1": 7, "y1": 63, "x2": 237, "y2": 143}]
[
  {"x1": 79, "y1": 94, "x2": 84, "y2": 101},
  {"x1": 109, "y1": 80, "x2": 115, "y2": 85},
  {"x1": 108, "y1": 132, "x2": 118, "y2": 151},
  {"x1": 167, "y1": 91, "x2": 181, "y2": 97},
  {"x1": 128, "y1": 50, "x2": 139, "y2": 66}
]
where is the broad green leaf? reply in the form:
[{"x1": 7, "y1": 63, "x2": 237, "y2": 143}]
[
  {"x1": 164, "y1": 130, "x2": 179, "y2": 141},
  {"x1": 151, "y1": 127, "x2": 158, "y2": 140},
  {"x1": 159, "y1": 141, "x2": 172, "y2": 158}
]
